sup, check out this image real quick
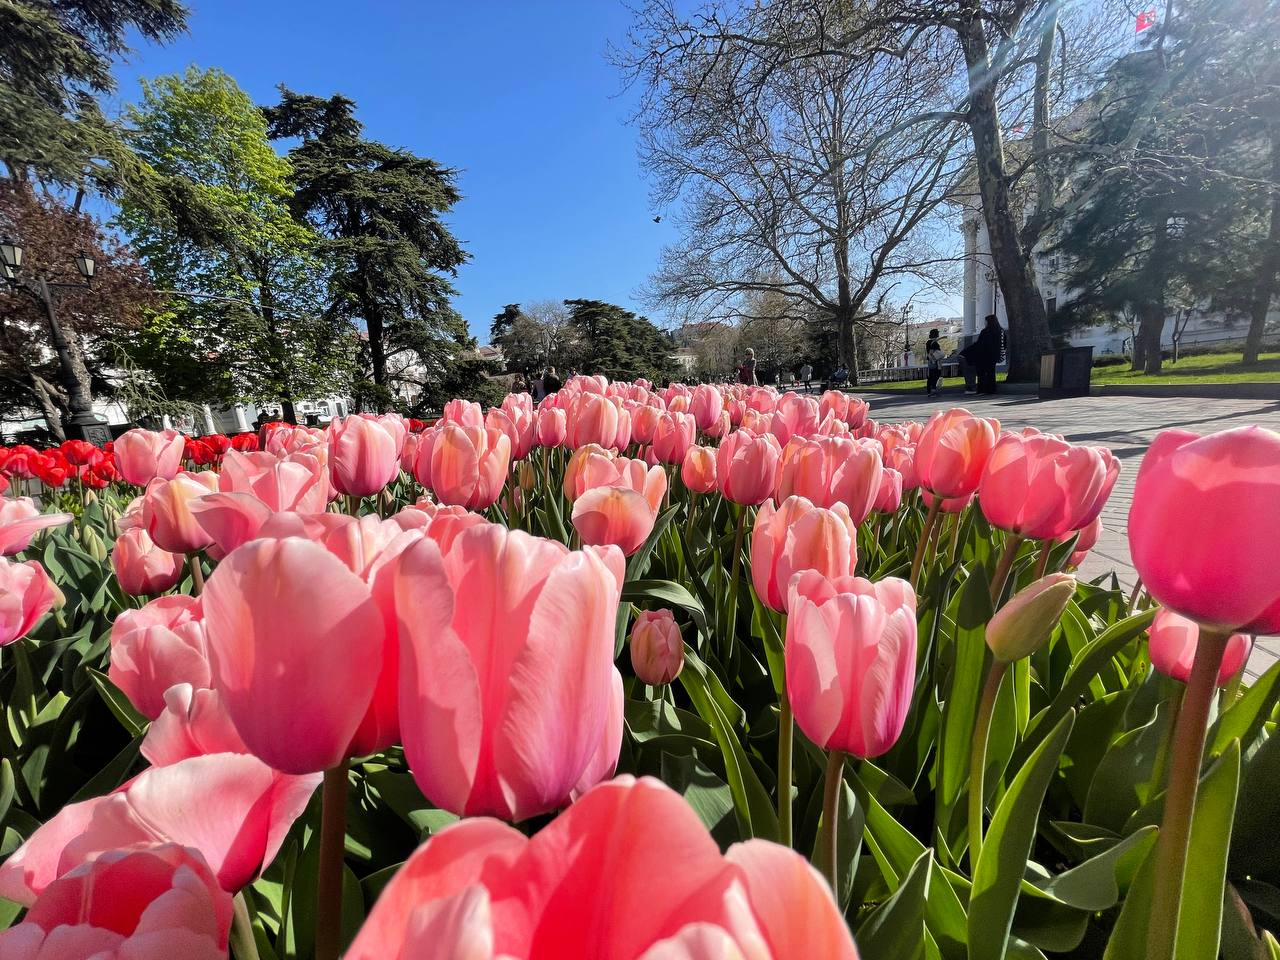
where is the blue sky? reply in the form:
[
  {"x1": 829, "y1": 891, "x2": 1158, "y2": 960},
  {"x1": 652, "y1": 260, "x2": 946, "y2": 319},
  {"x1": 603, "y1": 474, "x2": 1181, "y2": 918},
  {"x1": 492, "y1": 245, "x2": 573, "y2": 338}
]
[{"x1": 108, "y1": 0, "x2": 679, "y2": 343}]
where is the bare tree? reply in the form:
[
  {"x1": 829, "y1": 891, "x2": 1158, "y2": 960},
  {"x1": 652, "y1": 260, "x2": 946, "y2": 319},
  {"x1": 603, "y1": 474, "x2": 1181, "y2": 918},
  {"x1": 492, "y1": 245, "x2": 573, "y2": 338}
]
[{"x1": 619, "y1": 0, "x2": 968, "y2": 384}]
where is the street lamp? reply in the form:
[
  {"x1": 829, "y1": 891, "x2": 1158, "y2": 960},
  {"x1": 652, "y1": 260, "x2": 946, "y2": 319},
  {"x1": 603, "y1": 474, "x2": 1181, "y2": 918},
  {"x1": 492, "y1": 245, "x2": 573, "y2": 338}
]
[
  {"x1": 75, "y1": 251, "x2": 96, "y2": 281},
  {"x1": 1, "y1": 238, "x2": 22, "y2": 271}
]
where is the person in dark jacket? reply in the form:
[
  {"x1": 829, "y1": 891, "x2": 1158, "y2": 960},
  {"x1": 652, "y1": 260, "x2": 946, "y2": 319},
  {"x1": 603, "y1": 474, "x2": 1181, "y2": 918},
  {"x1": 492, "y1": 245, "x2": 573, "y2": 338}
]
[{"x1": 961, "y1": 314, "x2": 1005, "y2": 395}]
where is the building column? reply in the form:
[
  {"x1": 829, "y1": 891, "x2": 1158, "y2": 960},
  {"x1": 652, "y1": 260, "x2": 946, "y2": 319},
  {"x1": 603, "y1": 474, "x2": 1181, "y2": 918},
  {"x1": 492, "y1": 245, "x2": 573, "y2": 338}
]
[
  {"x1": 962, "y1": 218, "x2": 978, "y2": 338},
  {"x1": 201, "y1": 405, "x2": 217, "y2": 435},
  {"x1": 975, "y1": 222, "x2": 993, "y2": 326},
  {"x1": 232, "y1": 404, "x2": 250, "y2": 433}
]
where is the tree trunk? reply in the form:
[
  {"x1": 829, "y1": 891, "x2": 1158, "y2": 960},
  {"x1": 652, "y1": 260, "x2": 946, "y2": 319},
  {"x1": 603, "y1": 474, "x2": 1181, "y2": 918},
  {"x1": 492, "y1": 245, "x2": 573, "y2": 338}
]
[
  {"x1": 30, "y1": 375, "x2": 66, "y2": 442},
  {"x1": 37, "y1": 278, "x2": 95, "y2": 418},
  {"x1": 1138, "y1": 211, "x2": 1171, "y2": 375},
  {"x1": 957, "y1": 15, "x2": 1051, "y2": 382},
  {"x1": 1244, "y1": 125, "x2": 1280, "y2": 365}
]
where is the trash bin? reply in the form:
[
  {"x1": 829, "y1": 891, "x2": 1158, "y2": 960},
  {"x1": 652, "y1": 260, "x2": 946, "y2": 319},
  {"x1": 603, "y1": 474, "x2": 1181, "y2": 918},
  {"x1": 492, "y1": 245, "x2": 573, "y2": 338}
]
[{"x1": 1039, "y1": 346, "x2": 1094, "y2": 399}]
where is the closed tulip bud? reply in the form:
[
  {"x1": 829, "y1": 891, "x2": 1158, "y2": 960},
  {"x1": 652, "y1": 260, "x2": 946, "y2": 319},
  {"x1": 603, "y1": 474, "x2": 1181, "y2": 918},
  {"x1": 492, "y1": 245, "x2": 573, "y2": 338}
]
[
  {"x1": 874, "y1": 467, "x2": 904, "y2": 514},
  {"x1": 986, "y1": 573, "x2": 1076, "y2": 662},
  {"x1": 751, "y1": 496, "x2": 857, "y2": 613},
  {"x1": 143, "y1": 471, "x2": 220, "y2": 554},
  {"x1": 690, "y1": 383, "x2": 725, "y2": 432},
  {"x1": 915, "y1": 408, "x2": 1000, "y2": 498},
  {"x1": 651, "y1": 411, "x2": 697, "y2": 465},
  {"x1": 716, "y1": 429, "x2": 782, "y2": 506},
  {"x1": 111, "y1": 526, "x2": 185, "y2": 596},
  {"x1": 1148, "y1": 608, "x2": 1252, "y2": 687},
  {"x1": 1129, "y1": 426, "x2": 1280, "y2": 634},
  {"x1": 79, "y1": 524, "x2": 108, "y2": 563},
  {"x1": 630, "y1": 609, "x2": 684, "y2": 684},
  {"x1": 0, "y1": 557, "x2": 58, "y2": 646},
  {"x1": 681, "y1": 444, "x2": 718, "y2": 494},
  {"x1": 328, "y1": 414, "x2": 402, "y2": 498},
  {"x1": 518, "y1": 459, "x2": 538, "y2": 492},
  {"x1": 113, "y1": 427, "x2": 186, "y2": 485}
]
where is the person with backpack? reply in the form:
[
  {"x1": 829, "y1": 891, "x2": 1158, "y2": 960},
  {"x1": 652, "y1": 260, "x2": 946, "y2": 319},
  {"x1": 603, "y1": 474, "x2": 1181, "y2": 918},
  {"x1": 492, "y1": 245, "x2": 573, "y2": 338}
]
[{"x1": 925, "y1": 329, "x2": 944, "y2": 397}]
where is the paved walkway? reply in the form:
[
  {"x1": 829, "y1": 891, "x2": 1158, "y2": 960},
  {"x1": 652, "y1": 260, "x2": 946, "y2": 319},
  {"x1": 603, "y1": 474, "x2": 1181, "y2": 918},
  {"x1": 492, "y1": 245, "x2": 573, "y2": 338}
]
[{"x1": 862, "y1": 389, "x2": 1280, "y2": 680}]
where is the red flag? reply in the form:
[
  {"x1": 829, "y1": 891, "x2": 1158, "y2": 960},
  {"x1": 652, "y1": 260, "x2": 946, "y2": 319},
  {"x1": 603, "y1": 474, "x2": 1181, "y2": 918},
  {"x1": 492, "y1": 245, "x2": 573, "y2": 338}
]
[{"x1": 1135, "y1": 9, "x2": 1157, "y2": 31}]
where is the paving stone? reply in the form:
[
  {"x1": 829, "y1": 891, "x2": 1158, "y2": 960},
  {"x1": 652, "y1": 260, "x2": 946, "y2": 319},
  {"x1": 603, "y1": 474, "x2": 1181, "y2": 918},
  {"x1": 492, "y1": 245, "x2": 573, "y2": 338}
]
[{"x1": 861, "y1": 390, "x2": 1280, "y2": 679}]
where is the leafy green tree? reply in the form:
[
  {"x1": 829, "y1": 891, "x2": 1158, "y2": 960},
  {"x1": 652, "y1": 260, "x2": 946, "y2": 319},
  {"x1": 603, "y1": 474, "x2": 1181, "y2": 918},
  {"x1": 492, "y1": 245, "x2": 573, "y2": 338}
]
[
  {"x1": 1, "y1": 0, "x2": 187, "y2": 191},
  {"x1": 561, "y1": 299, "x2": 676, "y2": 384},
  {"x1": 264, "y1": 89, "x2": 474, "y2": 410},
  {"x1": 115, "y1": 67, "x2": 355, "y2": 416}
]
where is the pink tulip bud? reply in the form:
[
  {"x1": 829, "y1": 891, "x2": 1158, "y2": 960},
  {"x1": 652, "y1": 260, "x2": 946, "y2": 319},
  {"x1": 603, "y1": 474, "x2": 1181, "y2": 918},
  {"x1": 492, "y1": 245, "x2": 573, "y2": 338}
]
[
  {"x1": 785, "y1": 571, "x2": 917, "y2": 758},
  {"x1": 0, "y1": 557, "x2": 57, "y2": 646},
  {"x1": 113, "y1": 427, "x2": 187, "y2": 485},
  {"x1": 986, "y1": 573, "x2": 1076, "y2": 662},
  {"x1": 681, "y1": 445, "x2": 718, "y2": 494},
  {"x1": 630, "y1": 609, "x2": 684, "y2": 684},
  {"x1": 690, "y1": 384, "x2": 725, "y2": 432},
  {"x1": 415, "y1": 423, "x2": 512, "y2": 510},
  {"x1": 651, "y1": 411, "x2": 697, "y2": 465},
  {"x1": 328, "y1": 414, "x2": 403, "y2": 498},
  {"x1": 0, "y1": 497, "x2": 73, "y2": 556},
  {"x1": 716, "y1": 429, "x2": 782, "y2": 506},
  {"x1": 751, "y1": 496, "x2": 858, "y2": 613},
  {"x1": 572, "y1": 486, "x2": 657, "y2": 556},
  {"x1": 1130, "y1": 426, "x2": 1280, "y2": 634},
  {"x1": 874, "y1": 467, "x2": 904, "y2": 514},
  {"x1": 142, "y1": 471, "x2": 220, "y2": 554},
  {"x1": 111, "y1": 526, "x2": 185, "y2": 596},
  {"x1": 1148, "y1": 608, "x2": 1252, "y2": 686}
]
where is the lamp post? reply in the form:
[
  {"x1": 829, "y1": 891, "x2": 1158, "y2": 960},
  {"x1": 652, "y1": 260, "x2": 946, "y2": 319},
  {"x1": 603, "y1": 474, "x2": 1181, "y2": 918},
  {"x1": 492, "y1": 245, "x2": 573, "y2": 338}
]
[{"x1": 1, "y1": 239, "x2": 111, "y2": 443}]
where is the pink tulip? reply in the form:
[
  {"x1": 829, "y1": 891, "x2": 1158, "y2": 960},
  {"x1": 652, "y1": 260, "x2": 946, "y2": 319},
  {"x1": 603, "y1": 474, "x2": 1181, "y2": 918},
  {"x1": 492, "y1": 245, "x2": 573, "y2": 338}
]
[
  {"x1": 979, "y1": 432, "x2": 1120, "y2": 540},
  {"x1": 785, "y1": 571, "x2": 917, "y2": 757},
  {"x1": 1064, "y1": 516, "x2": 1102, "y2": 568},
  {"x1": 630, "y1": 609, "x2": 684, "y2": 684},
  {"x1": 202, "y1": 537, "x2": 391, "y2": 773},
  {"x1": 751, "y1": 497, "x2": 858, "y2": 613},
  {"x1": 0, "y1": 753, "x2": 319, "y2": 900},
  {"x1": 487, "y1": 406, "x2": 535, "y2": 462},
  {"x1": 219, "y1": 448, "x2": 329, "y2": 512},
  {"x1": 415, "y1": 423, "x2": 512, "y2": 509},
  {"x1": 630, "y1": 402, "x2": 662, "y2": 445},
  {"x1": 0, "y1": 497, "x2": 73, "y2": 556},
  {"x1": 914, "y1": 408, "x2": 1000, "y2": 499},
  {"x1": 690, "y1": 383, "x2": 725, "y2": 432},
  {"x1": 114, "y1": 428, "x2": 186, "y2": 485},
  {"x1": 921, "y1": 490, "x2": 973, "y2": 514},
  {"x1": 567, "y1": 393, "x2": 623, "y2": 450},
  {"x1": 1130, "y1": 426, "x2": 1280, "y2": 634},
  {"x1": 109, "y1": 595, "x2": 208, "y2": 720},
  {"x1": 536, "y1": 407, "x2": 568, "y2": 447},
  {"x1": 345, "y1": 776, "x2": 857, "y2": 959},
  {"x1": 769, "y1": 392, "x2": 821, "y2": 445},
  {"x1": 142, "y1": 471, "x2": 219, "y2": 554},
  {"x1": 874, "y1": 467, "x2": 904, "y2": 514},
  {"x1": 264, "y1": 423, "x2": 325, "y2": 457},
  {"x1": 141, "y1": 683, "x2": 250, "y2": 766},
  {"x1": 572, "y1": 486, "x2": 656, "y2": 556},
  {"x1": 187, "y1": 492, "x2": 273, "y2": 558},
  {"x1": 395, "y1": 525, "x2": 625, "y2": 821},
  {"x1": 442, "y1": 398, "x2": 485, "y2": 430},
  {"x1": 563, "y1": 444, "x2": 618, "y2": 500},
  {"x1": 0, "y1": 557, "x2": 58, "y2": 645},
  {"x1": 393, "y1": 502, "x2": 489, "y2": 550},
  {"x1": 328, "y1": 414, "x2": 402, "y2": 498},
  {"x1": 681, "y1": 444, "x2": 718, "y2": 494},
  {"x1": 400, "y1": 431, "x2": 421, "y2": 474},
  {"x1": 776, "y1": 435, "x2": 883, "y2": 524},
  {"x1": 716, "y1": 429, "x2": 782, "y2": 506},
  {"x1": 111, "y1": 526, "x2": 185, "y2": 596},
  {"x1": 1148, "y1": 608, "x2": 1253, "y2": 686},
  {"x1": 651, "y1": 411, "x2": 696, "y2": 465},
  {"x1": 885, "y1": 444, "x2": 918, "y2": 491},
  {"x1": 501, "y1": 393, "x2": 537, "y2": 458},
  {"x1": 0, "y1": 844, "x2": 232, "y2": 960}
]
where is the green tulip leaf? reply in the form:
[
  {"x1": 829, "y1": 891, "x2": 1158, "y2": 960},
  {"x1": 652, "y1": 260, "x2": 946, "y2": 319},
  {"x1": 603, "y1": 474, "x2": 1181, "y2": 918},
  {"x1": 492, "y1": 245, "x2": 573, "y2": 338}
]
[
  {"x1": 86, "y1": 667, "x2": 148, "y2": 738},
  {"x1": 622, "y1": 579, "x2": 709, "y2": 637},
  {"x1": 1208, "y1": 657, "x2": 1280, "y2": 758},
  {"x1": 857, "y1": 849, "x2": 932, "y2": 960},
  {"x1": 1176, "y1": 741, "x2": 1240, "y2": 959}
]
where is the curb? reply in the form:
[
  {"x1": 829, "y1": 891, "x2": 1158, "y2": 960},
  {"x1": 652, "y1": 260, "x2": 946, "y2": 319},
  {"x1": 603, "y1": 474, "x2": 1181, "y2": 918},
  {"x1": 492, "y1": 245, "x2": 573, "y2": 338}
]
[{"x1": 1091, "y1": 382, "x2": 1280, "y2": 400}]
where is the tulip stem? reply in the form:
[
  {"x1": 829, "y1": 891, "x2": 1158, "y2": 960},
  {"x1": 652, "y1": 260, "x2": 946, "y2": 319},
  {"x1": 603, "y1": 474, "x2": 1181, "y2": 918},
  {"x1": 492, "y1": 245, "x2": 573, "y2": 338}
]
[
  {"x1": 778, "y1": 695, "x2": 794, "y2": 847},
  {"x1": 968, "y1": 658, "x2": 1008, "y2": 870},
  {"x1": 1145, "y1": 627, "x2": 1230, "y2": 960},
  {"x1": 1127, "y1": 577, "x2": 1145, "y2": 614},
  {"x1": 910, "y1": 498, "x2": 942, "y2": 590},
  {"x1": 315, "y1": 762, "x2": 349, "y2": 960},
  {"x1": 230, "y1": 892, "x2": 261, "y2": 960},
  {"x1": 821, "y1": 750, "x2": 847, "y2": 892},
  {"x1": 1148, "y1": 685, "x2": 1184, "y2": 798},
  {"x1": 1033, "y1": 539, "x2": 1053, "y2": 579},
  {"x1": 187, "y1": 554, "x2": 204, "y2": 596},
  {"x1": 726, "y1": 506, "x2": 748, "y2": 646},
  {"x1": 989, "y1": 534, "x2": 1024, "y2": 603}
]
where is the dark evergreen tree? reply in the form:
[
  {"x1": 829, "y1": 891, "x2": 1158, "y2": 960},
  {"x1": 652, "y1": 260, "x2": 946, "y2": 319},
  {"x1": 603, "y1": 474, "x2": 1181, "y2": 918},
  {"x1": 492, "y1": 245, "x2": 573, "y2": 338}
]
[{"x1": 561, "y1": 299, "x2": 677, "y2": 384}]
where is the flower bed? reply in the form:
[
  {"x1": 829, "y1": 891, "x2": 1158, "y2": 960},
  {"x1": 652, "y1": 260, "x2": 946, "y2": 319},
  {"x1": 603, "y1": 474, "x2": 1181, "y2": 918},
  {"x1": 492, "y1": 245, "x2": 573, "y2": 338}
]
[{"x1": 0, "y1": 379, "x2": 1277, "y2": 959}]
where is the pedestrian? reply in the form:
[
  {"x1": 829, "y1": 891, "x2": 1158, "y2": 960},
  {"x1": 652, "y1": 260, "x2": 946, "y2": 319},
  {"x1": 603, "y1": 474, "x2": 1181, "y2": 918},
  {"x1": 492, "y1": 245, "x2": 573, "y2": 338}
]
[
  {"x1": 925, "y1": 329, "x2": 944, "y2": 397},
  {"x1": 542, "y1": 367, "x2": 562, "y2": 394},
  {"x1": 832, "y1": 364, "x2": 849, "y2": 387},
  {"x1": 799, "y1": 362, "x2": 813, "y2": 392},
  {"x1": 737, "y1": 349, "x2": 758, "y2": 386},
  {"x1": 960, "y1": 314, "x2": 1004, "y2": 395},
  {"x1": 512, "y1": 374, "x2": 528, "y2": 394}
]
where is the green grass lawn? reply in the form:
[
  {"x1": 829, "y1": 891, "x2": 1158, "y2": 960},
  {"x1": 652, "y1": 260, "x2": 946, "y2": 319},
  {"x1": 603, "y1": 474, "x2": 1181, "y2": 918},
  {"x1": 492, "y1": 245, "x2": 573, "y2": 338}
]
[{"x1": 854, "y1": 350, "x2": 1280, "y2": 392}]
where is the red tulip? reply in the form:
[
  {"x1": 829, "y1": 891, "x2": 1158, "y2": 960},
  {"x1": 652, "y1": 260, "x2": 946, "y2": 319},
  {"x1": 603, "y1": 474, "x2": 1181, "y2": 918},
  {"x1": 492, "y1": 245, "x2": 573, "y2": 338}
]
[
  {"x1": 111, "y1": 526, "x2": 185, "y2": 596},
  {"x1": 776, "y1": 435, "x2": 883, "y2": 524},
  {"x1": 1148, "y1": 608, "x2": 1253, "y2": 686},
  {"x1": 142, "y1": 471, "x2": 220, "y2": 554},
  {"x1": 414, "y1": 423, "x2": 512, "y2": 509},
  {"x1": 572, "y1": 486, "x2": 656, "y2": 556},
  {"x1": 141, "y1": 683, "x2": 250, "y2": 767},
  {"x1": 630, "y1": 609, "x2": 684, "y2": 684},
  {"x1": 30, "y1": 452, "x2": 71, "y2": 488},
  {"x1": 1130, "y1": 426, "x2": 1280, "y2": 634},
  {"x1": 0, "y1": 497, "x2": 73, "y2": 556},
  {"x1": 0, "y1": 753, "x2": 319, "y2": 899},
  {"x1": 979, "y1": 432, "x2": 1119, "y2": 540},
  {"x1": 395, "y1": 525, "x2": 625, "y2": 820},
  {"x1": 109, "y1": 595, "x2": 209, "y2": 720},
  {"x1": 345, "y1": 776, "x2": 857, "y2": 959},
  {"x1": 786, "y1": 571, "x2": 917, "y2": 758},
  {"x1": 681, "y1": 444, "x2": 718, "y2": 494},
  {"x1": 914, "y1": 408, "x2": 1000, "y2": 499},
  {"x1": 0, "y1": 557, "x2": 58, "y2": 646},
  {"x1": 229, "y1": 432, "x2": 259, "y2": 452},
  {"x1": 202, "y1": 537, "x2": 391, "y2": 773},
  {"x1": 114, "y1": 428, "x2": 186, "y2": 485},
  {"x1": 0, "y1": 444, "x2": 38, "y2": 480},
  {"x1": 328, "y1": 414, "x2": 402, "y2": 498},
  {"x1": 0, "y1": 844, "x2": 232, "y2": 960},
  {"x1": 716, "y1": 429, "x2": 782, "y2": 506},
  {"x1": 751, "y1": 496, "x2": 858, "y2": 613},
  {"x1": 59, "y1": 438, "x2": 100, "y2": 466}
]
